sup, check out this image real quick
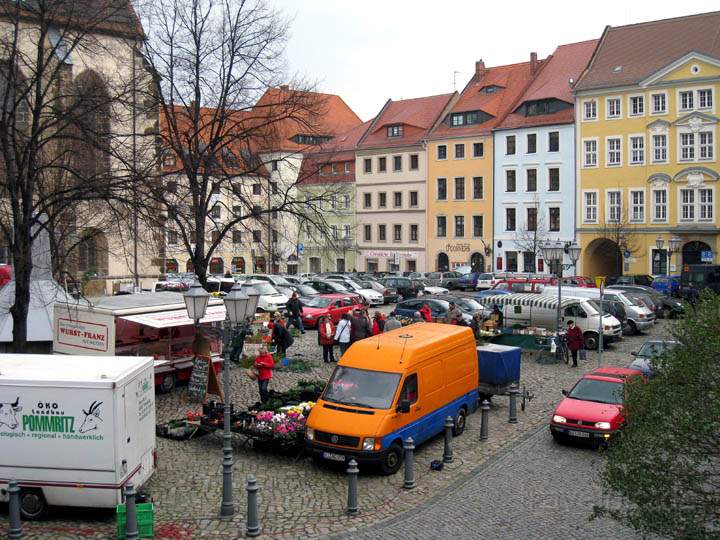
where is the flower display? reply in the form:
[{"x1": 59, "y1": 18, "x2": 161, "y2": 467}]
[{"x1": 247, "y1": 402, "x2": 315, "y2": 440}]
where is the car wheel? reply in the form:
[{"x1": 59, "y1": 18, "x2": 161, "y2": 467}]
[
  {"x1": 379, "y1": 442, "x2": 403, "y2": 475},
  {"x1": 453, "y1": 408, "x2": 467, "y2": 436},
  {"x1": 627, "y1": 320, "x2": 639, "y2": 335},
  {"x1": 583, "y1": 332, "x2": 599, "y2": 351},
  {"x1": 159, "y1": 373, "x2": 176, "y2": 393},
  {"x1": 19, "y1": 488, "x2": 48, "y2": 520},
  {"x1": 550, "y1": 431, "x2": 565, "y2": 445},
  {"x1": 661, "y1": 307, "x2": 670, "y2": 319}
]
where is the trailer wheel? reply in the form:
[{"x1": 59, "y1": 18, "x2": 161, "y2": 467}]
[
  {"x1": 159, "y1": 373, "x2": 176, "y2": 393},
  {"x1": 19, "y1": 488, "x2": 48, "y2": 520}
]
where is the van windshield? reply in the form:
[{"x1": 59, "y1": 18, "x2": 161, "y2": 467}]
[{"x1": 323, "y1": 366, "x2": 402, "y2": 410}]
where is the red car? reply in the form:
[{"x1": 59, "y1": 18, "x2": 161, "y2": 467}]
[
  {"x1": 301, "y1": 293, "x2": 362, "y2": 328},
  {"x1": 550, "y1": 366, "x2": 644, "y2": 446},
  {"x1": 491, "y1": 277, "x2": 553, "y2": 293},
  {"x1": 551, "y1": 276, "x2": 597, "y2": 288}
]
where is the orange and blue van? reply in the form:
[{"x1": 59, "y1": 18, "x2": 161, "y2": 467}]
[{"x1": 305, "y1": 323, "x2": 479, "y2": 474}]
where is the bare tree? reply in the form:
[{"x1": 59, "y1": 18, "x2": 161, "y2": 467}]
[
  {"x1": 136, "y1": 0, "x2": 349, "y2": 285},
  {"x1": 513, "y1": 199, "x2": 550, "y2": 273},
  {"x1": 0, "y1": 0, "x2": 146, "y2": 351},
  {"x1": 594, "y1": 208, "x2": 641, "y2": 274}
]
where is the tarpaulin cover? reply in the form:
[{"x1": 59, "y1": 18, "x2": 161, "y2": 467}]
[{"x1": 476, "y1": 344, "x2": 521, "y2": 385}]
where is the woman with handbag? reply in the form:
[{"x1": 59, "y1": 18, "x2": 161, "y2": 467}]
[
  {"x1": 334, "y1": 313, "x2": 352, "y2": 356},
  {"x1": 254, "y1": 346, "x2": 275, "y2": 402},
  {"x1": 317, "y1": 315, "x2": 336, "y2": 363}
]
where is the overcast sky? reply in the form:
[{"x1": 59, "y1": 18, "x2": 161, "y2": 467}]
[{"x1": 271, "y1": 0, "x2": 719, "y2": 121}]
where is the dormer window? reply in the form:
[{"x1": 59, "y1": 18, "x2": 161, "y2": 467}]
[
  {"x1": 481, "y1": 85, "x2": 500, "y2": 94},
  {"x1": 291, "y1": 134, "x2": 332, "y2": 145},
  {"x1": 519, "y1": 99, "x2": 569, "y2": 117},
  {"x1": 387, "y1": 125, "x2": 403, "y2": 138},
  {"x1": 448, "y1": 110, "x2": 491, "y2": 127}
]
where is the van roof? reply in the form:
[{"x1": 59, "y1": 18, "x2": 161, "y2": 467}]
[
  {"x1": 340, "y1": 323, "x2": 474, "y2": 372},
  {"x1": 0, "y1": 354, "x2": 153, "y2": 387},
  {"x1": 481, "y1": 293, "x2": 585, "y2": 309},
  {"x1": 56, "y1": 292, "x2": 224, "y2": 315}
]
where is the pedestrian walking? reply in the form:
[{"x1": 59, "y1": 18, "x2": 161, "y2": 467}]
[
  {"x1": 384, "y1": 313, "x2": 402, "y2": 332},
  {"x1": 420, "y1": 303, "x2": 433, "y2": 322},
  {"x1": 286, "y1": 292, "x2": 305, "y2": 334},
  {"x1": 317, "y1": 315, "x2": 336, "y2": 363},
  {"x1": 335, "y1": 313, "x2": 352, "y2": 355},
  {"x1": 566, "y1": 320, "x2": 584, "y2": 367},
  {"x1": 271, "y1": 318, "x2": 294, "y2": 359},
  {"x1": 254, "y1": 346, "x2": 275, "y2": 402}
]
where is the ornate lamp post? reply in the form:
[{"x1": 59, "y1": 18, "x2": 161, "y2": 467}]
[
  {"x1": 183, "y1": 280, "x2": 210, "y2": 327},
  {"x1": 541, "y1": 240, "x2": 581, "y2": 334},
  {"x1": 669, "y1": 235, "x2": 682, "y2": 273}
]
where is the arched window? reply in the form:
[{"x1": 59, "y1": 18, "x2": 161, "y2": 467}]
[
  {"x1": 77, "y1": 230, "x2": 108, "y2": 275},
  {"x1": 71, "y1": 70, "x2": 111, "y2": 179}
]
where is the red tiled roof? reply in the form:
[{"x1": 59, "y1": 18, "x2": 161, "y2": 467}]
[
  {"x1": 358, "y1": 93, "x2": 455, "y2": 149},
  {"x1": 430, "y1": 60, "x2": 539, "y2": 139},
  {"x1": 497, "y1": 39, "x2": 598, "y2": 130},
  {"x1": 575, "y1": 11, "x2": 720, "y2": 92},
  {"x1": 253, "y1": 87, "x2": 362, "y2": 152}
]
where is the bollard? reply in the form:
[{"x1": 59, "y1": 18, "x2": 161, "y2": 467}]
[
  {"x1": 346, "y1": 459, "x2": 359, "y2": 515},
  {"x1": 246, "y1": 475, "x2": 261, "y2": 537},
  {"x1": 124, "y1": 482, "x2": 139, "y2": 540},
  {"x1": 480, "y1": 399, "x2": 490, "y2": 442},
  {"x1": 443, "y1": 416, "x2": 454, "y2": 463},
  {"x1": 403, "y1": 437, "x2": 416, "y2": 489},
  {"x1": 8, "y1": 479, "x2": 22, "y2": 539},
  {"x1": 508, "y1": 384, "x2": 519, "y2": 424}
]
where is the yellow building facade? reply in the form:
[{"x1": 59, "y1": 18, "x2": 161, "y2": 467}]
[
  {"x1": 576, "y1": 48, "x2": 720, "y2": 277},
  {"x1": 426, "y1": 136, "x2": 494, "y2": 272}
]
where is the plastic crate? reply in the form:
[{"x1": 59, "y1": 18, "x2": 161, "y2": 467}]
[{"x1": 116, "y1": 502, "x2": 154, "y2": 538}]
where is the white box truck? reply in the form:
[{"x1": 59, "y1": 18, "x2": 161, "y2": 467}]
[{"x1": 0, "y1": 354, "x2": 156, "y2": 519}]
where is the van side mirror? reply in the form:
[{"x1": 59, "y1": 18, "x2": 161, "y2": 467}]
[
  {"x1": 631, "y1": 351, "x2": 638, "y2": 356},
  {"x1": 396, "y1": 399, "x2": 410, "y2": 414},
  {"x1": 561, "y1": 389, "x2": 568, "y2": 396}
]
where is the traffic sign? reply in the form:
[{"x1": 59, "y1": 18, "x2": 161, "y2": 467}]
[
  {"x1": 701, "y1": 250, "x2": 713, "y2": 262},
  {"x1": 297, "y1": 243, "x2": 304, "y2": 255},
  {"x1": 623, "y1": 250, "x2": 631, "y2": 259}
]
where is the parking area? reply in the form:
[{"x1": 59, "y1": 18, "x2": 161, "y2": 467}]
[{"x1": 0, "y1": 300, "x2": 671, "y2": 539}]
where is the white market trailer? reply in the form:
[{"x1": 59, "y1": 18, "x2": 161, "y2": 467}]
[{"x1": 0, "y1": 354, "x2": 156, "y2": 519}]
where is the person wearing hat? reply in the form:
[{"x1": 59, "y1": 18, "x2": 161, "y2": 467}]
[
  {"x1": 445, "y1": 302, "x2": 462, "y2": 324},
  {"x1": 286, "y1": 292, "x2": 305, "y2": 334}
]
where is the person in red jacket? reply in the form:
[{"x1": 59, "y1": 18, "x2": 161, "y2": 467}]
[
  {"x1": 254, "y1": 346, "x2": 275, "y2": 402},
  {"x1": 420, "y1": 303, "x2": 433, "y2": 322},
  {"x1": 317, "y1": 315, "x2": 336, "y2": 363},
  {"x1": 566, "y1": 320, "x2": 584, "y2": 367}
]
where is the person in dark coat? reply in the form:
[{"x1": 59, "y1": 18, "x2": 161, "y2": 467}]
[
  {"x1": 286, "y1": 292, "x2": 305, "y2": 334},
  {"x1": 271, "y1": 319, "x2": 294, "y2": 358},
  {"x1": 350, "y1": 309, "x2": 372, "y2": 343},
  {"x1": 566, "y1": 320, "x2": 584, "y2": 367}
]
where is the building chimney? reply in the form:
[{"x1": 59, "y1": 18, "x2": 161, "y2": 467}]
[
  {"x1": 475, "y1": 59, "x2": 486, "y2": 81},
  {"x1": 279, "y1": 84, "x2": 290, "y2": 91},
  {"x1": 530, "y1": 52, "x2": 539, "y2": 74}
]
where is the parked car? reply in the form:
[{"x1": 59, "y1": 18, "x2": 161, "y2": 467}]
[
  {"x1": 595, "y1": 299, "x2": 628, "y2": 333},
  {"x1": 476, "y1": 273, "x2": 499, "y2": 290},
  {"x1": 409, "y1": 278, "x2": 426, "y2": 296},
  {"x1": 423, "y1": 271, "x2": 464, "y2": 290},
  {"x1": 237, "y1": 279, "x2": 289, "y2": 312},
  {"x1": 304, "y1": 279, "x2": 351, "y2": 295},
  {"x1": 0, "y1": 264, "x2": 12, "y2": 288},
  {"x1": 629, "y1": 339, "x2": 679, "y2": 378},
  {"x1": 153, "y1": 273, "x2": 191, "y2": 292},
  {"x1": 607, "y1": 275, "x2": 654, "y2": 287},
  {"x1": 434, "y1": 295, "x2": 484, "y2": 315},
  {"x1": 610, "y1": 284, "x2": 685, "y2": 319},
  {"x1": 391, "y1": 298, "x2": 472, "y2": 324},
  {"x1": 553, "y1": 276, "x2": 596, "y2": 288},
  {"x1": 357, "y1": 279, "x2": 399, "y2": 304},
  {"x1": 550, "y1": 366, "x2": 644, "y2": 447},
  {"x1": 301, "y1": 294, "x2": 363, "y2": 328},
  {"x1": 650, "y1": 275, "x2": 680, "y2": 297},
  {"x1": 285, "y1": 283, "x2": 320, "y2": 300},
  {"x1": 282, "y1": 275, "x2": 306, "y2": 285},
  {"x1": 417, "y1": 280, "x2": 449, "y2": 295},
  {"x1": 326, "y1": 277, "x2": 384, "y2": 305},
  {"x1": 492, "y1": 277, "x2": 552, "y2": 293},
  {"x1": 680, "y1": 264, "x2": 720, "y2": 300},
  {"x1": 475, "y1": 289, "x2": 511, "y2": 300},
  {"x1": 246, "y1": 274, "x2": 293, "y2": 288},
  {"x1": 204, "y1": 276, "x2": 236, "y2": 294},
  {"x1": 379, "y1": 276, "x2": 420, "y2": 300},
  {"x1": 456, "y1": 272, "x2": 480, "y2": 290}
]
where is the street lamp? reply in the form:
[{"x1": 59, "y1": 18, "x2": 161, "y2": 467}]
[
  {"x1": 183, "y1": 280, "x2": 210, "y2": 325},
  {"x1": 669, "y1": 235, "x2": 682, "y2": 273},
  {"x1": 541, "y1": 240, "x2": 581, "y2": 336}
]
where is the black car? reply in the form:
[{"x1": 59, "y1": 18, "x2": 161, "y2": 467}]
[
  {"x1": 607, "y1": 275, "x2": 654, "y2": 287},
  {"x1": 611, "y1": 284, "x2": 685, "y2": 319},
  {"x1": 680, "y1": 264, "x2": 720, "y2": 300},
  {"x1": 380, "y1": 276, "x2": 419, "y2": 300}
]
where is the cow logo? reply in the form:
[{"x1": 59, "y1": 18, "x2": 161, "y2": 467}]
[
  {"x1": 0, "y1": 397, "x2": 22, "y2": 430},
  {"x1": 78, "y1": 401, "x2": 103, "y2": 433}
]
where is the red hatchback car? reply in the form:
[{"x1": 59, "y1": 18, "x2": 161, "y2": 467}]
[
  {"x1": 550, "y1": 366, "x2": 644, "y2": 446},
  {"x1": 301, "y1": 293, "x2": 362, "y2": 328}
]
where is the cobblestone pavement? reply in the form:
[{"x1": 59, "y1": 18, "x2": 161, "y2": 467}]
[
  {"x1": 0, "y1": 302, "x2": 671, "y2": 539},
  {"x1": 335, "y1": 425, "x2": 638, "y2": 540}
]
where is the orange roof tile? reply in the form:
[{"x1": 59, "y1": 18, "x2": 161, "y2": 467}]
[
  {"x1": 358, "y1": 93, "x2": 455, "y2": 149},
  {"x1": 430, "y1": 59, "x2": 540, "y2": 139},
  {"x1": 575, "y1": 11, "x2": 720, "y2": 92},
  {"x1": 497, "y1": 39, "x2": 598, "y2": 130}
]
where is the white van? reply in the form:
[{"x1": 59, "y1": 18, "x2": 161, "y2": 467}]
[
  {"x1": 239, "y1": 279, "x2": 289, "y2": 313},
  {"x1": 0, "y1": 355, "x2": 155, "y2": 519},
  {"x1": 482, "y1": 293, "x2": 623, "y2": 350},
  {"x1": 541, "y1": 286, "x2": 655, "y2": 335}
]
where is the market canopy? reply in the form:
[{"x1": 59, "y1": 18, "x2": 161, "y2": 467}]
[{"x1": 119, "y1": 304, "x2": 227, "y2": 329}]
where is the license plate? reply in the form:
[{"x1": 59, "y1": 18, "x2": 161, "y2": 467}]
[
  {"x1": 568, "y1": 430, "x2": 590, "y2": 438},
  {"x1": 322, "y1": 452, "x2": 346, "y2": 462}
]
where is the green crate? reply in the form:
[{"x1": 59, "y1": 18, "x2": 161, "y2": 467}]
[{"x1": 116, "y1": 502, "x2": 154, "y2": 538}]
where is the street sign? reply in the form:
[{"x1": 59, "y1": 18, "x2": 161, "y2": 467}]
[
  {"x1": 393, "y1": 252, "x2": 400, "y2": 265},
  {"x1": 297, "y1": 243, "x2": 305, "y2": 255},
  {"x1": 701, "y1": 250, "x2": 713, "y2": 263},
  {"x1": 623, "y1": 250, "x2": 631, "y2": 259}
]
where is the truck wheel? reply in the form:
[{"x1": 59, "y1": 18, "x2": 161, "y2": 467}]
[
  {"x1": 159, "y1": 373, "x2": 176, "y2": 393},
  {"x1": 453, "y1": 408, "x2": 467, "y2": 436},
  {"x1": 379, "y1": 443, "x2": 403, "y2": 475},
  {"x1": 19, "y1": 488, "x2": 48, "y2": 520},
  {"x1": 583, "y1": 333, "x2": 599, "y2": 351}
]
